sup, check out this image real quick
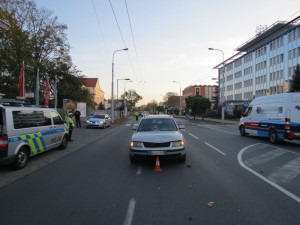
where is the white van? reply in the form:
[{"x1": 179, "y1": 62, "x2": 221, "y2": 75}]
[
  {"x1": 0, "y1": 105, "x2": 69, "y2": 169},
  {"x1": 239, "y1": 93, "x2": 300, "y2": 144}
]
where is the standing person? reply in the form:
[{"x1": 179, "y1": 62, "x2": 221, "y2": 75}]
[
  {"x1": 74, "y1": 109, "x2": 81, "y2": 128},
  {"x1": 67, "y1": 112, "x2": 75, "y2": 141},
  {"x1": 135, "y1": 111, "x2": 139, "y2": 121}
]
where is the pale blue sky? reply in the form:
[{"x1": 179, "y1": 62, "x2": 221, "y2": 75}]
[{"x1": 35, "y1": 0, "x2": 300, "y2": 105}]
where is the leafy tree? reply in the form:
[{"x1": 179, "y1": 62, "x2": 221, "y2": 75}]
[
  {"x1": 145, "y1": 100, "x2": 158, "y2": 112},
  {"x1": 121, "y1": 89, "x2": 142, "y2": 111},
  {"x1": 156, "y1": 106, "x2": 165, "y2": 113},
  {"x1": 290, "y1": 64, "x2": 300, "y2": 92},
  {"x1": 0, "y1": 0, "x2": 92, "y2": 107},
  {"x1": 186, "y1": 96, "x2": 211, "y2": 120},
  {"x1": 98, "y1": 102, "x2": 105, "y2": 110}
]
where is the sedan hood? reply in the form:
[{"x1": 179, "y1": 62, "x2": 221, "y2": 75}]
[{"x1": 132, "y1": 131, "x2": 183, "y2": 142}]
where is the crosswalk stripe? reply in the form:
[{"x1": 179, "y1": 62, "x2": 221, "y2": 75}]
[
  {"x1": 245, "y1": 148, "x2": 285, "y2": 167},
  {"x1": 268, "y1": 156, "x2": 300, "y2": 183}
]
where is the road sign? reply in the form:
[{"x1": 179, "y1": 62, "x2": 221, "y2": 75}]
[{"x1": 186, "y1": 113, "x2": 191, "y2": 118}]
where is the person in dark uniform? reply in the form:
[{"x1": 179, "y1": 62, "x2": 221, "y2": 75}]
[{"x1": 74, "y1": 109, "x2": 81, "y2": 128}]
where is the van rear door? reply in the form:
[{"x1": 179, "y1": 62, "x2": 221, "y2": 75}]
[{"x1": 290, "y1": 94, "x2": 300, "y2": 139}]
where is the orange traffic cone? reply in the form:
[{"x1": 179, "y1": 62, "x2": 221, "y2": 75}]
[{"x1": 153, "y1": 157, "x2": 162, "y2": 172}]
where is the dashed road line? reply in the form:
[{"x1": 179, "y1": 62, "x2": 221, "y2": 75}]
[
  {"x1": 188, "y1": 133, "x2": 199, "y2": 139},
  {"x1": 124, "y1": 198, "x2": 136, "y2": 225},
  {"x1": 136, "y1": 164, "x2": 142, "y2": 175},
  {"x1": 204, "y1": 142, "x2": 226, "y2": 155}
]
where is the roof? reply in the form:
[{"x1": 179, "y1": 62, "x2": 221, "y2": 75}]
[
  {"x1": 83, "y1": 78, "x2": 98, "y2": 87},
  {"x1": 213, "y1": 15, "x2": 300, "y2": 69}
]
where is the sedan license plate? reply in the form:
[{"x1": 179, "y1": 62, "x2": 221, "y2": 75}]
[{"x1": 149, "y1": 151, "x2": 166, "y2": 155}]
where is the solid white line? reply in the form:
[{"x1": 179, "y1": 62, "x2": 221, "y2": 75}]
[
  {"x1": 238, "y1": 144, "x2": 300, "y2": 204},
  {"x1": 136, "y1": 164, "x2": 142, "y2": 175},
  {"x1": 188, "y1": 133, "x2": 199, "y2": 139},
  {"x1": 204, "y1": 142, "x2": 226, "y2": 155},
  {"x1": 124, "y1": 198, "x2": 136, "y2": 225}
]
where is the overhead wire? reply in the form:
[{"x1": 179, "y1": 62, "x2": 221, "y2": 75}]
[
  {"x1": 91, "y1": 0, "x2": 109, "y2": 55},
  {"x1": 108, "y1": 0, "x2": 138, "y2": 81},
  {"x1": 124, "y1": 0, "x2": 143, "y2": 82}
]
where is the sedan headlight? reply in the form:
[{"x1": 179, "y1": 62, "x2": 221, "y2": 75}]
[
  {"x1": 131, "y1": 141, "x2": 143, "y2": 147},
  {"x1": 171, "y1": 140, "x2": 184, "y2": 147}
]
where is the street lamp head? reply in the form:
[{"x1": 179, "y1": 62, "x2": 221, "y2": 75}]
[
  {"x1": 208, "y1": 48, "x2": 214, "y2": 50},
  {"x1": 125, "y1": 78, "x2": 130, "y2": 80},
  {"x1": 123, "y1": 48, "x2": 129, "y2": 51}
]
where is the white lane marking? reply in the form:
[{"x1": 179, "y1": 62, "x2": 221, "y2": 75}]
[
  {"x1": 136, "y1": 164, "x2": 142, "y2": 175},
  {"x1": 238, "y1": 144, "x2": 300, "y2": 204},
  {"x1": 124, "y1": 198, "x2": 136, "y2": 225},
  {"x1": 204, "y1": 142, "x2": 226, "y2": 156},
  {"x1": 268, "y1": 156, "x2": 300, "y2": 183},
  {"x1": 126, "y1": 124, "x2": 131, "y2": 127},
  {"x1": 188, "y1": 133, "x2": 199, "y2": 139}
]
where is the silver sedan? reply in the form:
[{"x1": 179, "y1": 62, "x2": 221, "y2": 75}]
[
  {"x1": 86, "y1": 114, "x2": 111, "y2": 129},
  {"x1": 129, "y1": 115, "x2": 186, "y2": 163}
]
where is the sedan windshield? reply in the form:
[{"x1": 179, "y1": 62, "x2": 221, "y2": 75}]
[
  {"x1": 92, "y1": 114, "x2": 105, "y2": 119},
  {"x1": 137, "y1": 118, "x2": 177, "y2": 132}
]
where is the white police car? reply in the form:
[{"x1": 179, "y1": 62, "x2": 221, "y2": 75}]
[{"x1": 0, "y1": 105, "x2": 69, "y2": 169}]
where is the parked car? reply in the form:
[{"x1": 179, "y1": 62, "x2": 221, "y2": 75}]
[
  {"x1": 0, "y1": 105, "x2": 69, "y2": 169},
  {"x1": 86, "y1": 114, "x2": 111, "y2": 129},
  {"x1": 239, "y1": 93, "x2": 300, "y2": 143},
  {"x1": 129, "y1": 115, "x2": 186, "y2": 163}
]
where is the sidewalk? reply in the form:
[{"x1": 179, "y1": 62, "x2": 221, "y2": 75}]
[{"x1": 176, "y1": 115, "x2": 239, "y2": 128}]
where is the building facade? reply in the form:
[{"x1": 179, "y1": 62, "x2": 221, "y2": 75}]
[
  {"x1": 214, "y1": 16, "x2": 300, "y2": 107},
  {"x1": 83, "y1": 78, "x2": 105, "y2": 109},
  {"x1": 182, "y1": 85, "x2": 218, "y2": 108}
]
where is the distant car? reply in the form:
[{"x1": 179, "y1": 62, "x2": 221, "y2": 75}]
[
  {"x1": 86, "y1": 114, "x2": 111, "y2": 129},
  {"x1": 129, "y1": 115, "x2": 186, "y2": 163}
]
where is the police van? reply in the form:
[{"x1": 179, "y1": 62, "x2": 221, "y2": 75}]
[
  {"x1": 239, "y1": 93, "x2": 300, "y2": 144},
  {"x1": 0, "y1": 105, "x2": 69, "y2": 169}
]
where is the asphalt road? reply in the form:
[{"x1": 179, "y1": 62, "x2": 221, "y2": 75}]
[{"x1": 1, "y1": 117, "x2": 300, "y2": 225}]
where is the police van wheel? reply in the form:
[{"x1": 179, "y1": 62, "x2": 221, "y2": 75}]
[
  {"x1": 269, "y1": 130, "x2": 277, "y2": 144},
  {"x1": 239, "y1": 126, "x2": 246, "y2": 136},
  {"x1": 59, "y1": 135, "x2": 68, "y2": 150},
  {"x1": 14, "y1": 147, "x2": 29, "y2": 170}
]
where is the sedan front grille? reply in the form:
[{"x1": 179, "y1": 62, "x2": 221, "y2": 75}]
[{"x1": 143, "y1": 142, "x2": 170, "y2": 148}]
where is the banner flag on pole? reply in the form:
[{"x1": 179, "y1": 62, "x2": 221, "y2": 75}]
[
  {"x1": 18, "y1": 61, "x2": 25, "y2": 97},
  {"x1": 54, "y1": 75, "x2": 57, "y2": 109},
  {"x1": 45, "y1": 75, "x2": 50, "y2": 107},
  {"x1": 35, "y1": 68, "x2": 40, "y2": 106}
]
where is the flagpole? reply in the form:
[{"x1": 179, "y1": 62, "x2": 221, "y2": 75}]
[
  {"x1": 54, "y1": 75, "x2": 57, "y2": 110},
  {"x1": 22, "y1": 61, "x2": 25, "y2": 97},
  {"x1": 35, "y1": 68, "x2": 39, "y2": 106}
]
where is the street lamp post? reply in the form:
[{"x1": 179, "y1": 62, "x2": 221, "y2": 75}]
[
  {"x1": 173, "y1": 81, "x2": 182, "y2": 116},
  {"x1": 111, "y1": 48, "x2": 128, "y2": 123},
  {"x1": 117, "y1": 78, "x2": 130, "y2": 118},
  {"x1": 208, "y1": 48, "x2": 225, "y2": 122}
]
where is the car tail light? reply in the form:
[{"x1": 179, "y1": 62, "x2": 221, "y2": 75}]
[{"x1": 0, "y1": 136, "x2": 8, "y2": 148}]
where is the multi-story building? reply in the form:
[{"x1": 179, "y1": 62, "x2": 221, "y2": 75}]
[
  {"x1": 83, "y1": 78, "x2": 104, "y2": 109},
  {"x1": 182, "y1": 85, "x2": 218, "y2": 109},
  {"x1": 213, "y1": 16, "x2": 300, "y2": 108}
]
